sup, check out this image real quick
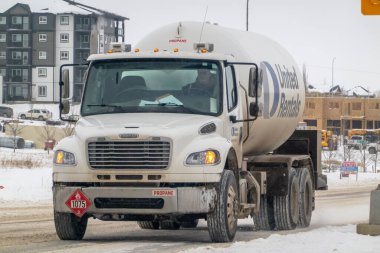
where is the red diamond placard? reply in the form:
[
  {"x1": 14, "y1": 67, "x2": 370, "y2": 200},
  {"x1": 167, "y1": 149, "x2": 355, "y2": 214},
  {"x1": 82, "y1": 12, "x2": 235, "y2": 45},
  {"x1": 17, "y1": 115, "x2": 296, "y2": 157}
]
[{"x1": 65, "y1": 189, "x2": 91, "y2": 217}]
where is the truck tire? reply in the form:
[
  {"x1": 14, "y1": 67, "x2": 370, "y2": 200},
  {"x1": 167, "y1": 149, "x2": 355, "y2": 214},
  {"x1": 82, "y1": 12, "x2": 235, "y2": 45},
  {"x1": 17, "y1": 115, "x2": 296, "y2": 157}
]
[
  {"x1": 137, "y1": 221, "x2": 159, "y2": 229},
  {"x1": 253, "y1": 195, "x2": 275, "y2": 230},
  {"x1": 369, "y1": 147, "x2": 376, "y2": 154},
  {"x1": 180, "y1": 219, "x2": 199, "y2": 228},
  {"x1": 207, "y1": 170, "x2": 238, "y2": 242},
  {"x1": 54, "y1": 212, "x2": 88, "y2": 240},
  {"x1": 297, "y1": 168, "x2": 313, "y2": 228},
  {"x1": 160, "y1": 220, "x2": 181, "y2": 230},
  {"x1": 273, "y1": 168, "x2": 299, "y2": 230}
]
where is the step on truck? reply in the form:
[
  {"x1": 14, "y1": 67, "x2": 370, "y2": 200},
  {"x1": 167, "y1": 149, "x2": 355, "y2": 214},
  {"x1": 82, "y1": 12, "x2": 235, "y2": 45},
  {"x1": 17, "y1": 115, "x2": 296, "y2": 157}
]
[{"x1": 53, "y1": 21, "x2": 328, "y2": 242}]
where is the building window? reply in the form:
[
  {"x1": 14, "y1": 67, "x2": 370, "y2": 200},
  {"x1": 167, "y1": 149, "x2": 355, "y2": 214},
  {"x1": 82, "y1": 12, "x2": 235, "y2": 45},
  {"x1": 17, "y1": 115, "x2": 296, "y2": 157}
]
[
  {"x1": 12, "y1": 51, "x2": 22, "y2": 60},
  {"x1": 12, "y1": 34, "x2": 22, "y2": 42},
  {"x1": 0, "y1": 68, "x2": 5, "y2": 76},
  {"x1": 39, "y1": 33, "x2": 47, "y2": 42},
  {"x1": 304, "y1": 119, "x2": 317, "y2": 127},
  {"x1": 80, "y1": 35, "x2": 89, "y2": 43},
  {"x1": 39, "y1": 16, "x2": 47, "y2": 24},
  {"x1": 38, "y1": 86, "x2": 47, "y2": 97},
  {"x1": 38, "y1": 68, "x2": 47, "y2": 77},
  {"x1": 328, "y1": 102, "x2": 339, "y2": 109},
  {"x1": 0, "y1": 51, "x2": 6, "y2": 59},
  {"x1": 12, "y1": 16, "x2": 22, "y2": 24},
  {"x1": 39, "y1": 51, "x2": 47, "y2": 60},
  {"x1": 367, "y1": 121, "x2": 374, "y2": 129},
  {"x1": 369, "y1": 102, "x2": 379, "y2": 110},
  {"x1": 60, "y1": 16, "x2": 69, "y2": 25},
  {"x1": 352, "y1": 120, "x2": 362, "y2": 129},
  {"x1": 12, "y1": 69, "x2": 22, "y2": 77},
  {"x1": 306, "y1": 101, "x2": 315, "y2": 109},
  {"x1": 352, "y1": 102, "x2": 362, "y2": 110},
  {"x1": 60, "y1": 51, "x2": 69, "y2": 60},
  {"x1": 0, "y1": 17, "x2": 6, "y2": 25},
  {"x1": 60, "y1": 33, "x2": 69, "y2": 43},
  {"x1": 0, "y1": 33, "x2": 5, "y2": 42}
]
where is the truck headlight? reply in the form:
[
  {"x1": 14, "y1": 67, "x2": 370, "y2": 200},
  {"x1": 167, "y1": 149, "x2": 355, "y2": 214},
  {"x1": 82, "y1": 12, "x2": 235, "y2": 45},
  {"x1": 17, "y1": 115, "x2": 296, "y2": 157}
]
[
  {"x1": 186, "y1": 150, "x2": 220, "y2": 165},
  {"x1": 54, "y1": 150, "x2": 76, "y2": 165}
]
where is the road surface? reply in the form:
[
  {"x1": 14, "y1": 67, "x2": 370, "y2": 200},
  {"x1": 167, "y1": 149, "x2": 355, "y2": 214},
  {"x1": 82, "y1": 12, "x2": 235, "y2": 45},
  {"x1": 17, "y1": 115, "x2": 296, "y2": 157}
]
[{"x1": 0, "y1": 183, "x2": 377, "y2": 253}]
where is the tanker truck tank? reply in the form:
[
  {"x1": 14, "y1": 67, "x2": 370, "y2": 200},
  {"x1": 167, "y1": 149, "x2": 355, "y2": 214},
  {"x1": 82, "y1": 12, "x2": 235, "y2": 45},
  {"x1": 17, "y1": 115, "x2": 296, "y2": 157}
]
[{"x1": 136, "y1": 22, "x2": 305, "y2": 155}]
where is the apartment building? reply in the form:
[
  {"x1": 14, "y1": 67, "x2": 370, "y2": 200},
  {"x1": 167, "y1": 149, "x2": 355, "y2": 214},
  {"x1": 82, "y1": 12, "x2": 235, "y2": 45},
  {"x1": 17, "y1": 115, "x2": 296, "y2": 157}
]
[
  {"x1": 302, "y1": 93, "x2": 380, "y2": 136},
  {"x1": 0, "y1": 3, "x2": 128, "y2": 103}
]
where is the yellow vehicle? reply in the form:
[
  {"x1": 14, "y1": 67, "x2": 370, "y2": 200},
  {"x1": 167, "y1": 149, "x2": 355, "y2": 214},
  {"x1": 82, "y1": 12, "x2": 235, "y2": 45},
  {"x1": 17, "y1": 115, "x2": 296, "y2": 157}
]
[
  {"x1": 321, "y1": 130, "x2": 338, "y2": 150},
  {"x1": 347, "y1": 129, "x2": 380, "y2": 143}
]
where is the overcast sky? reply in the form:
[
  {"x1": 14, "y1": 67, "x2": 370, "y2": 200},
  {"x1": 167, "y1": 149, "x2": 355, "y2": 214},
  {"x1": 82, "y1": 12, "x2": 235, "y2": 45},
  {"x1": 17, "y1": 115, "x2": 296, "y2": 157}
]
[{"x1": 1, "y1": 0, "x2": 380, "y2": 92}]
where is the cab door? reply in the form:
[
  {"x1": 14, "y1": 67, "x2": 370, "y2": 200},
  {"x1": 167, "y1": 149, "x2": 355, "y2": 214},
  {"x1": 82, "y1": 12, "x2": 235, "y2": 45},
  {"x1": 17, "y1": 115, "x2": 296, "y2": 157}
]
[{"x1": 224, "y1": 65, "x2": 244, "y2": 166}]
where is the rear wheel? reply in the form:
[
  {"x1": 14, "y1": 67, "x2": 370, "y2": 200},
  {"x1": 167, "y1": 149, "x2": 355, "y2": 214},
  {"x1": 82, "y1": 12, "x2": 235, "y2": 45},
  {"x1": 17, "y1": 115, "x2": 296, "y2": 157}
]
[
  {"x1": 297, "y1": 168, "x2": 313, "y2": 227},
  {"x1": 20, "y1": 114, "x2": 26, "y2": 119},
  {"x1": 137, "y1": 221, "x2": 160, "y2": 230},
  {"x1": 273, "y1": 168, "x2": 299, "y2": 230},
  {"x1": 253, "y1": 195, "x2": 275, "y2": 230},
  {"x1": 207, "y1": 170, "x2": 238, "y2": 242},
  {"x1": 54, "y1": 212, "x2": 88, "y2": 240},
  {"x1": 38, "y1": 115, "x2": 44, "y2": 121}
]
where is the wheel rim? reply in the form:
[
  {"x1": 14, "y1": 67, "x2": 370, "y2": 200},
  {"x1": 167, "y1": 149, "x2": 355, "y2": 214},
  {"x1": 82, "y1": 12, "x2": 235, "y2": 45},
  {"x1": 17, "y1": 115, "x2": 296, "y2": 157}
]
[
  {"x1": 304, "y1": 180, "x2": 312, "y2": 215},
  {"x1": 290, "y1": 179, "x2": 299, "y2": 222},
  {"x1": 226, "y1": 184, "x2": 237, "y2": 231}
]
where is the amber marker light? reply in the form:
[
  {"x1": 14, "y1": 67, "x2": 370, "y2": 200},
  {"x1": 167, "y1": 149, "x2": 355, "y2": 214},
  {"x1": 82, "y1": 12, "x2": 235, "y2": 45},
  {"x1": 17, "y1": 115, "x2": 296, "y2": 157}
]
[
  {"x1": 134, "y1": 48, "x2": 140, "y2": 53},
  {"x1": 56, "y1": 151, "x2": 64, "y2": 164},
  {"x1": 173, "y1": 48, "x2": 179, "y2": 53},
  {"x1": 205, "y1": 150, "x2": 216, "y2": 164},
  {"x1": 107, "y1": 49, "x2": 113, "y2": 53},
  {"x1": 200, "y1": 48, "x2": 208, "y2": 53},
  {"x1": 153, "y1": 48, "x2": 159, "y2": 52}
]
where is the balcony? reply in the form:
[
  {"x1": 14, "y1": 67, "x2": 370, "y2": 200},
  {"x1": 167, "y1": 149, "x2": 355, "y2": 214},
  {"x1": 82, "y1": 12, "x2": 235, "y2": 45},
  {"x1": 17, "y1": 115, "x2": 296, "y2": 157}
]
[
  {"x1": 76, "y1": 42, "x2": 90, "y2": 49},
  {"x1": 8, "y1": 75, "x2": 30, "y2": 83},
  {"x1": 75, "y1": 24, "x2": 91, "y2": 31}
]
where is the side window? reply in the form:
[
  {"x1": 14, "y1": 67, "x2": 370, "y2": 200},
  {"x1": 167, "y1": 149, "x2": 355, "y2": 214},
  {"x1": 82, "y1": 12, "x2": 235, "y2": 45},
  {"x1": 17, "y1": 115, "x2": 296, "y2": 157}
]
[{"x1": 226, "y1": 66, "x2": 237, "y2": 111}]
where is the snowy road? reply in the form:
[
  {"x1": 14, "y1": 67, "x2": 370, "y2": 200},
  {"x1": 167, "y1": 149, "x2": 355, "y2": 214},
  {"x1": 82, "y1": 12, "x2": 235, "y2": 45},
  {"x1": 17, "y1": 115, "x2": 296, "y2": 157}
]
[{"x1": 0, "y1": 183, "x2": 376, "y2": 253}]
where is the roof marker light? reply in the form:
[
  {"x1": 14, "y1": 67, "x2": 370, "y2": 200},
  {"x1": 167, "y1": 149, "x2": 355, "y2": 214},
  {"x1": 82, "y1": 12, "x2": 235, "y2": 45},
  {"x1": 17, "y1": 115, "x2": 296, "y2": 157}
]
[
  {"x1": 134, "y1": 48, "x2": 140, "y2": 53},
  {"x1": 173, "y1": 48, "x2": 179, "y2": 53},
  {"x1": 107, "y1": 49, "x2": 113, "y2": 53},
  {"x1": 153, "y1": 48, "x2": 159, "y2": 52}
]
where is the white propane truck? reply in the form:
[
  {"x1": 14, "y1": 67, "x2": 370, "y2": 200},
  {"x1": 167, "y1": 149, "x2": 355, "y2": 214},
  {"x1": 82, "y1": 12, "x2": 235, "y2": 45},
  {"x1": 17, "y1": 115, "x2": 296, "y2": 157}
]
[{"x1": 53, "y1": 22, "x2": 327, "y2": 242}]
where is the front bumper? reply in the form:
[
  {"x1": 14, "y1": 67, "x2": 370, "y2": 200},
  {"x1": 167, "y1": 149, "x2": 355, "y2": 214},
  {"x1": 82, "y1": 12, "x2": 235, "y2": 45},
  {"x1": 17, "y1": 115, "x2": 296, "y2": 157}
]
[{"x1": 53, "y1": 185, "x2": 217, "y2": 215}]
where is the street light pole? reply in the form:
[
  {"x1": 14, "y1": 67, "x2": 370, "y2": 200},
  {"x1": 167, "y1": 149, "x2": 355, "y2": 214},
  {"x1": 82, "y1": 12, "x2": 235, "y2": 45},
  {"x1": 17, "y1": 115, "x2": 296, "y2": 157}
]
[
  {"x1": 331, "y1": 57, "x2": 336, "y2": 92},
  {"x1": 246, "y1": 0, "x2": 250, "y2": 31}
]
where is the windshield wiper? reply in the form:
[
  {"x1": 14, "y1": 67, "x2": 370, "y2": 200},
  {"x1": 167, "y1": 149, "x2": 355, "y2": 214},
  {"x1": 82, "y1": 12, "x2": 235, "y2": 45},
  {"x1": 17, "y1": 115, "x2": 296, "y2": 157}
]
[{"x1": 86, "y1": 104, "x2": 125, "y2": 111}]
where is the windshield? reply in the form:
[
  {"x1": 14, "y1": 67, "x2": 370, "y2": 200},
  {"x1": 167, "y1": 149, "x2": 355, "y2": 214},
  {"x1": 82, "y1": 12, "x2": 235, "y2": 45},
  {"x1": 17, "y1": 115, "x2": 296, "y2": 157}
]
[{"x1": 81, "y1": 59, "x2": 222, "y2": 116}]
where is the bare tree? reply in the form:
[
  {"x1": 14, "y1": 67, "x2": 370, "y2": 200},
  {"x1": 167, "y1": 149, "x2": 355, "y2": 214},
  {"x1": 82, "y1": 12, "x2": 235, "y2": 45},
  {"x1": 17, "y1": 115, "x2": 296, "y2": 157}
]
[
  {"x1": 39, "y1": 124, "x2": 57, "y2": 154},
  {"x1": 5, "y1": 118, "x2": 27, "y2": 153},
  {"x1": 322, "y1": 148, "x2": 338, "y2": 172},
  {"x1": 62, "y1": 121, "x2": 75, "y2": 137}
]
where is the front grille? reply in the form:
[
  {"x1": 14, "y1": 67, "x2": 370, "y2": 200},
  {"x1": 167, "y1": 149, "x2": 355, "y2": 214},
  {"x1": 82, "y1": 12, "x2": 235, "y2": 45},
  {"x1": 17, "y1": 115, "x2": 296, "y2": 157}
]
[
  {"x1": 88, "y1": 141, "x2": 170, "y2": 169},
  {"x1": 94, "y1": 198, "x2": 164, "y2": 209}
]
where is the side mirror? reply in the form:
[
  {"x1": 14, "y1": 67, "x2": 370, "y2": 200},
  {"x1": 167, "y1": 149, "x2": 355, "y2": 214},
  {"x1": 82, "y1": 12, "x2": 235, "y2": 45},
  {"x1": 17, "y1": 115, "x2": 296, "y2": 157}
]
[
  {"x1": 248, "y1": 67, "x2": 262, "y2": 97},
  {"x1": 62, "y1": 69, "x2": 70, "y2": 99},
  {"x1": 61, "y1": 99, "x2": 70, "y2": 114}
]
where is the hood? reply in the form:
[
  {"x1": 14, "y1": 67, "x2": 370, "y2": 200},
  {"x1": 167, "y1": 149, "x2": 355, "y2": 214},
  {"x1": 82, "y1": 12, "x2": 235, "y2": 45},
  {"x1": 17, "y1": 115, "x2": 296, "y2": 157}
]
[{"x1": 75, "y1": 113, "x2": 222, "y2": 141}]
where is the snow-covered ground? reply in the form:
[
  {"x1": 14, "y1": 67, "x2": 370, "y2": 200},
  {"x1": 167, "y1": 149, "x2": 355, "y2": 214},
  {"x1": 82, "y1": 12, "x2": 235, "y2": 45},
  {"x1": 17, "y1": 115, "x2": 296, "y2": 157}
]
[{"x1": 0, "y1": 147, "x2": 379, "y2": 252}]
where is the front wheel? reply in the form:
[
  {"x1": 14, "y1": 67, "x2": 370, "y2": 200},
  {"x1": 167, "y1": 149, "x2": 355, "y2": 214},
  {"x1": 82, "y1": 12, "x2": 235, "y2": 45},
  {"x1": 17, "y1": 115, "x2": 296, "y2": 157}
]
[
  {"x1": 54, "y1": 212, "x2": 88, "y2": 240},
  {"x1": 207, "y1": 170, "x2": 238, "y2": 242}
]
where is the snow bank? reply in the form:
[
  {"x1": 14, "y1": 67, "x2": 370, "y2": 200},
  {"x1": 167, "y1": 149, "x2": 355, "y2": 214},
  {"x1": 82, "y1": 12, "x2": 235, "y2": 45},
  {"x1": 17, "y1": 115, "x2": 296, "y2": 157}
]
[{"x1": 182, "y1": 225, "x2": 379, "y2": 253}]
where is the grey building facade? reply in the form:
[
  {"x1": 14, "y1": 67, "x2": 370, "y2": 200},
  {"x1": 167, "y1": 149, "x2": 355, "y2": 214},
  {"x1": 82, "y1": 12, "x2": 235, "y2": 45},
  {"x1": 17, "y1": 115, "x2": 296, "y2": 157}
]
[{"x1": 0, "y1": 2, "x2": 128, "y2": 103}]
